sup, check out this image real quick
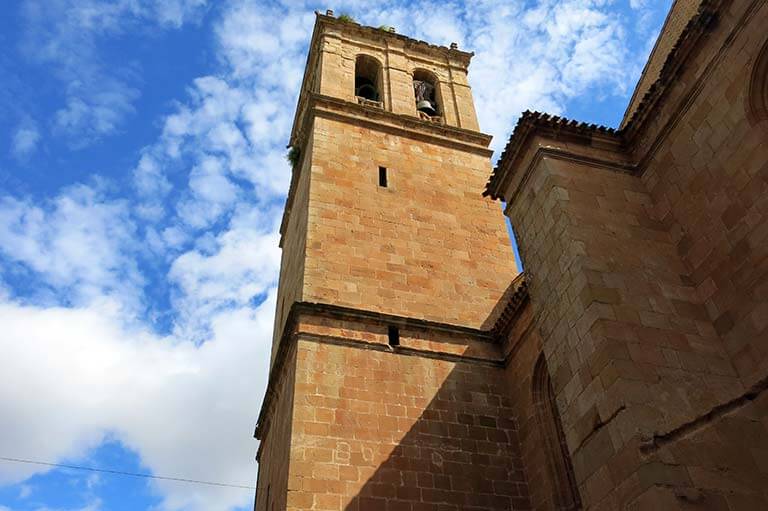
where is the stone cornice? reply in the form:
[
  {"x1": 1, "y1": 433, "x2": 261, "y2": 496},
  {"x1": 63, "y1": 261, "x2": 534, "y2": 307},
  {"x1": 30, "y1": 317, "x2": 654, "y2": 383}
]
[
  {"x1": 293, "y1": 301, "x2": 496, "y2": 339},
  {"x1": 620, "y1": 1, "x2": 720, "y2": 140},
  {"x1": 254, "y1": 273, "x2": 528, "y2": 446},
  {"x1": 254, "y1": 284, "x2": 531, "y2": 447},
  {"x1": 619, "y1": 0, "x2": 702, "y2": 129},
  {"x1": 484, "y1": 111, "x2": 623, "y2": 200},
  {"x1": 489, "y1": 274, "x2": 530, "y2": 339},
  {"x1": 316, "y1": 13, "x2": 474, "y2": 67},
  {"x1": 254, "y1": 301, "x2": 495, "y2": 447},
  {"x1": 485, "y1": 0, "x2": 737, "y2": 202},
  {"x1": 306, "y1": 93, "x2": 493, "y2": 153}
]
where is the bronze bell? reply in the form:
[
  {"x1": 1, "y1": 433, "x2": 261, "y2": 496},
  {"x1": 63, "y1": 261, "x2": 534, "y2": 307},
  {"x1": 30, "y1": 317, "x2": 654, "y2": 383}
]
[
  {"x1": 417, "y1": 100, "x2": 436, "y2": 116},
  {"x1": 356, "y1": 84, "x2": 378, "y2": 101}
]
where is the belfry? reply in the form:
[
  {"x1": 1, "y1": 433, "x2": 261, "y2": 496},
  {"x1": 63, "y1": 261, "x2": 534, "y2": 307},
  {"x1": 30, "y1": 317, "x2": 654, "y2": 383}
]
[{"x1": 254, "y1": 9, "x2": 528, "y2": 510}]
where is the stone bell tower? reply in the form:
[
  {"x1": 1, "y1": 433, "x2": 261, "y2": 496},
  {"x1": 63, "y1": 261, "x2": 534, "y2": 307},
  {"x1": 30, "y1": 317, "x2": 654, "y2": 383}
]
[{"x1": 254, "y1": 11, "x2": 521, "y2": 510}]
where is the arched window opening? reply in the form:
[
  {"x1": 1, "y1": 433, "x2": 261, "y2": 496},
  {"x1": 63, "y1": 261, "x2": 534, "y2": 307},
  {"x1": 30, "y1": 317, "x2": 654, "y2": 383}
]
[
  {"x1": 747, "y1": 38, "x2": 768, "y2": 125},
  {"x1": 413, "y1": 69, "x2": 442, "y2": 121},
  {"x1": 532, "y1": 354, "x2": 582, "y2": 511},
  {"x1": 355, "y1": 55, "x2": 382, "y2": 107}
]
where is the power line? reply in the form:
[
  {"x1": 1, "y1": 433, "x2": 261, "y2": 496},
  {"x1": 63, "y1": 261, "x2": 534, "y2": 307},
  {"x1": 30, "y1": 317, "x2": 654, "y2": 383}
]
[{"x1": 0, "y1": 456, "x2": 256, "y2": 490}]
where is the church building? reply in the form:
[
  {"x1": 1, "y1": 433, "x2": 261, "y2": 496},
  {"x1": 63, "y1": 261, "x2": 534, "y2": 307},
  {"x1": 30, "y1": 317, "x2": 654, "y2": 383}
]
[{"x1": 254, "y1": 0, "x2": 768, "y2": 509}]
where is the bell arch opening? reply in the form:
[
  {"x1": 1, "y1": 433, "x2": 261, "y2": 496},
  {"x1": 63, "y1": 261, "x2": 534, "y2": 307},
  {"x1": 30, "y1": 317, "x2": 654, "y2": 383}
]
[
  {"x1": 355, "y1": 55, "x2": 383, "y2": 105},
  {"x1": 412, "y1": 69, "x2": 442, "y2": 118},
  {"x1": 532, "y1": 354, "x2": 582, "y2": 511}
]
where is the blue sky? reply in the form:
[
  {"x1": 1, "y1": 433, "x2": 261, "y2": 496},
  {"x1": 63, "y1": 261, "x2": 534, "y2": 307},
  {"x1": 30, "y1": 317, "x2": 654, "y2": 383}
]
[{"x1": 0, "y1": 1, "x2": 671, "y2": 510}]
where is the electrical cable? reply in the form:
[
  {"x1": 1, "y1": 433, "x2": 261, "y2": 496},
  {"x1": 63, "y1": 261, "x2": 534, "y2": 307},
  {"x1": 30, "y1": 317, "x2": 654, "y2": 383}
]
[{"x1": 0, "y1": 456, "x2": 256, "y2": 490}]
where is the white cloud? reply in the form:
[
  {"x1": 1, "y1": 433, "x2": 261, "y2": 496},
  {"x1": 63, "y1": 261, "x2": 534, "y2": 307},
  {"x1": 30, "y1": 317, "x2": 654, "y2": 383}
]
[
  {"x1": 169, "y1": 223, "x2": 281, "y2": 339},
  {"x1": 215, "y1": 2, "x2": 313, "y2": 82},
  {"x1": 11, "y1": 121, "x2": 40, "y2": 159},
  {"x1": 53, "y1": 82, "x2": 140, "y2": 145},
  {"x1": 0, "y1": 294, "x2": 274, "y2": 511},
  {"x1": 0, "y1": 185, "x2": 142, "y2": 309},
  {"x1": 31, "y1": 498, "x2": 102, "y2": 511},
  {"x1": 153, "y1": 0, "x2": 209, "y2": 28},
  {"x1": 19, "y1": 0, "x2": 207, "y2": 145},
  {"x1": 561, "y1": 17, "x2": 626, "y2": 94},
  {"x1": 19, "y1": 484, "x2": 32, "y2": 498},
  {"x1": 463, "y1": 0, "x2": 633, "y2": 145},
  {"x1": 177, "y1": 156, "x2": 240, "y2": 228},
  {"x1": 134, "y1": 69, "x2": 292, "y2": 231}
]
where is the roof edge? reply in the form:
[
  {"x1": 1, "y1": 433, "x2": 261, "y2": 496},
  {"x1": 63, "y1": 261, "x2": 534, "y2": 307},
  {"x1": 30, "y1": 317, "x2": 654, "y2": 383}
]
[
  {"x1": 316, "y1": 11, "x2": 474, "y2": 63},
  {"x1": 485, "y1": 0, "x2": 724, "y2": 200},
  {"x1": 484, "y1": 111, "x2": 620, "y2": 199}
]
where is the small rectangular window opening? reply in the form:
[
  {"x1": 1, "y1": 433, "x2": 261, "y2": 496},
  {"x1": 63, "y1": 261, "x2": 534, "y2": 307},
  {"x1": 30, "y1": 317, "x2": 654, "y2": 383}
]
[
  {"x1": 387, "y1": 325, "x2": 400, "y2": 346},
  {"x1": 379, "y1": 166, "x2": 388, "y2": 187}
]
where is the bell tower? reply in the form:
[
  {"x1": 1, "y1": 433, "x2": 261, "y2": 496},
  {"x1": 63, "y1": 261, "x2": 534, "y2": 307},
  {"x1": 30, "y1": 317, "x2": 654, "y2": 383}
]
[{"x1": 255, "y1": 11, "x2": 521, "y2": 511}]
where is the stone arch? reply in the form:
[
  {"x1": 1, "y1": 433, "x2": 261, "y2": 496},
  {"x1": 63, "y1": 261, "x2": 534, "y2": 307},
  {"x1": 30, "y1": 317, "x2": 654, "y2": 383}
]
[
  {"x1": 412, "y1": 68, "x2": 443, "y2": 118},
  {"x1": 354, "y1": 54, "x2": 383, "y2": 104},
  {"x1": 532, "y1": 354, "x2": 582, "y2": 511},
  {"x1": 747, "y1": 37, "x2": 768, "y2": 125}
]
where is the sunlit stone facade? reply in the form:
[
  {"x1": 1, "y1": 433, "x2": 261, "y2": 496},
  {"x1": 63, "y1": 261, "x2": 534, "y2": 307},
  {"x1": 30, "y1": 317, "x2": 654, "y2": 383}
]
[{"x1": 256, "y1": 2, "x2": 768, "y2": 509}]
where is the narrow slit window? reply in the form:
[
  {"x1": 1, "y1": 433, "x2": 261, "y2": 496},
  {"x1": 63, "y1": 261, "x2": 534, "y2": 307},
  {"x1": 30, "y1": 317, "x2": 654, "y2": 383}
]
[
  {"x1": 388, "y1": 325, "x2": 400, "y2": 346},
  {"x1": 379, "y1": 166, "x2": 388, "y2": 187}
]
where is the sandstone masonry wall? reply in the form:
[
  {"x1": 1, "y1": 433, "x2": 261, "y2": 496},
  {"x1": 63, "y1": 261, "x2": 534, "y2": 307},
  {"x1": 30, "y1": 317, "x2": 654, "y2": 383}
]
[
  {"x1": 282, "y1": 323, "x2": 529, "y2": 511},
  {"x1": 256, "y1": 344, "x2": 298, "y2": 511},
  {"x1": 501, "y1": 304, "x2": 572, "y2": 511},
  {"x1": 507, "y1": 155, "x2": 744, "y2": 509},
  {"x1": 303, "y1": 116, "x2": 516, "y2": 328},
  {"x1": 640, "y1": 0, "x2": 768, "y2": 389},
  {"x1": 497, "y1": 1, "x2": 768, "y2": 508},
  {"x1": 272, "y1": 137, "x2": 314, "y2": 363}
]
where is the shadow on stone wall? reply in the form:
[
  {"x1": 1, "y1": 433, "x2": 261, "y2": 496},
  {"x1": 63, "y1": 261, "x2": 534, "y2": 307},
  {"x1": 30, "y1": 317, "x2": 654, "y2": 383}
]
[{"x1": 338, "y1": 357, "x2": 531, "y2": 511}]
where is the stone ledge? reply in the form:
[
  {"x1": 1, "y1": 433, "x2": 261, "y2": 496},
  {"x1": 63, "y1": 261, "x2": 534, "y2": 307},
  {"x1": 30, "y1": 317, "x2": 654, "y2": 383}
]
[
  {"x1": 299, "y1": 93, "x2": 493, "y2": 154},
  {"x1": 255, "y1": 286, "x2": 531, "y2": 444},
  {"x1": 315, "y1": 12, "x2": 474, "y2": 67},
  {"x1": 484, "y1": 112, "x2": 625, "y2": 201}
]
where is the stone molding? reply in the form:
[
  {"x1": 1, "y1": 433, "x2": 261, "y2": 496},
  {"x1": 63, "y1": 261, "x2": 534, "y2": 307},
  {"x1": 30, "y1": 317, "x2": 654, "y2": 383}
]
[
  {"x1": 747, "y1": 35, "x2": 768, "y2": 124},
  {"x1": 255, "y1": 301, "x2": 491, "y2": 445},
  {"x1": 255, "y1": 280, "x2": 530, "y2": 445},
  {"x1": 620, "y1": 0, "x2": 704, "y2": 128},
  {"x1": 307, "y1": 93, "x2": 492, "y2": 153},
  {"x1": 484, "y1": 111, "x2": 625, "y2": 201},
  {"x1": 489, "y1": 273, "x2": 530, "y2": 340},
  {"x1": 315, "y1": 13, "x2": 474, "y2": 67}
]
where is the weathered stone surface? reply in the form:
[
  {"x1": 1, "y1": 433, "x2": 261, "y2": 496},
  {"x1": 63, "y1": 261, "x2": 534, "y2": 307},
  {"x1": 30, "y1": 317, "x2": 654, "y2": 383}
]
[
  {"x1": 492, "y1": 0, "x2": 768, "y2": 508},
  {"x1": 257, "y1": 12, "x2": 523, "y2": 511},
  {"x1": 256, "y1": 2, "x2": 768, "y2": 510}
]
